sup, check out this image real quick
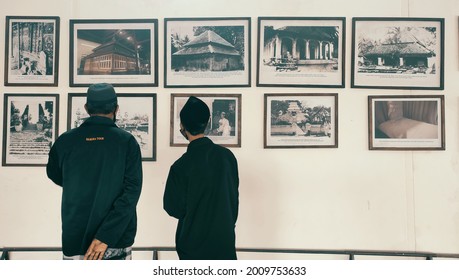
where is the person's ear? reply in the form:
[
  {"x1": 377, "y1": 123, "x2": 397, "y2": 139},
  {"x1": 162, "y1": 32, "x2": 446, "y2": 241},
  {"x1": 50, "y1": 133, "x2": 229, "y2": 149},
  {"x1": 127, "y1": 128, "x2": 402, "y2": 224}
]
[{"x1": 84, "y1": 104, "x2": 89, "y2": 114}]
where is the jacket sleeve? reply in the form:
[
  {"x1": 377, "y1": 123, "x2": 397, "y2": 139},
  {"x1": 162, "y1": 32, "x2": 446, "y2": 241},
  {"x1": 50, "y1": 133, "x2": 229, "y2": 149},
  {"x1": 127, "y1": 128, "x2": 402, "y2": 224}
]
[
  {"x1": 163, "y1": 165, "x2": 186, "y2": 219},
  {"x1": 46, "y1": 143, "x2": 63, "y2": 187},
  {"x1": 95, "y1": 137, "x2": 143, "y2": 247}
]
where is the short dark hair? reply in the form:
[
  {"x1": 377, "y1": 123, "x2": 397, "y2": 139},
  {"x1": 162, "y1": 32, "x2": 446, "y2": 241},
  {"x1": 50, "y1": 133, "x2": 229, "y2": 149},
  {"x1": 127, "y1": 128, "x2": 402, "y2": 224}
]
[{"x1": 86, "y1": 102, "x2": 118, "y2": 115}]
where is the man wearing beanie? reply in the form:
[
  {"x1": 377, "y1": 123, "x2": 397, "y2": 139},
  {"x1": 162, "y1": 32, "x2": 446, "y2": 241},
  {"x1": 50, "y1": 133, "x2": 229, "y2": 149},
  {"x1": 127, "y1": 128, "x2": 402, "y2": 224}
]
[
  {"x1": 164, "y1": 96, "x2": 239, "y2": 260},
  {"x1": 46, "y1": 83, "x2": 143, "y2": 260}
]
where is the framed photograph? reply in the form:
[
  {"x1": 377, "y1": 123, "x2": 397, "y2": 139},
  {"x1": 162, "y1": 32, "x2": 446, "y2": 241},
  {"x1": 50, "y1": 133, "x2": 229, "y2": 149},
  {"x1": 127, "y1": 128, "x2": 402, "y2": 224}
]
[
  {"x1": 4, "y1": 16, "x2": 60, "y2": 86},
  {"x1": 257, "y1": 17, "x2": 345, "y2": 88},
  {"x1": 70, "y1": 19, "x2": 158, "y2": 87},
  {"x1": 264, "y1": 94, "x2": 338, "y2": 148},
  {"x1": 2, "y1": 94, "x2": 59, "y2": 166},
  {"x1": 352, "y1": 17, "x2": 444, "y2": 90},
  {"x1": 170, "y1": 94, "x2": 241, "y2": 147},
  {"x1": 164, "y1": 17, "x2": 251, "y2": 88},
  {"x1": 67, "y1": 93, "x2": 157, "y2": 161},
  {"x1": 368, "y1": 95, "x2": 445, "y2": 150}
]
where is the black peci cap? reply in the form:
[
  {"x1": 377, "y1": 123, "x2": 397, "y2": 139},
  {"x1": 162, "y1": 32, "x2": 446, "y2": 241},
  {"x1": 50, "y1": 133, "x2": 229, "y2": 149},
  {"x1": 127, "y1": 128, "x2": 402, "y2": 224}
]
[
  {"x1": 180, "y1": 96, "x2": 210, "y2": 133},
  {"x1": 86, "y1": 83, "x2": 117, "y2": 105}
]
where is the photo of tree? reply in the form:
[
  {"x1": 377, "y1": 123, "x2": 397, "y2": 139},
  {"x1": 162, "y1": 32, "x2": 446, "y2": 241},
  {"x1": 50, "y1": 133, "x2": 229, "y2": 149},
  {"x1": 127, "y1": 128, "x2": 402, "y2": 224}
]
[{"x1": 5, "y1": 16, "x2": 59, "y2": 86}]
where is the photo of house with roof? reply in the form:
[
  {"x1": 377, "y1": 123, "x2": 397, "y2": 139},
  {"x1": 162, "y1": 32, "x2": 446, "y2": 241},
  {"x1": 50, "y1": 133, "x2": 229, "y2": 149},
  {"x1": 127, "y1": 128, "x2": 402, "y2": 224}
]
[
  {"x1": 358, "y1": 26, "x2": 437, "y2": 74},
  {"x1": 76, "y1": 29, "x2": 151, "y2": 75},
  {"x1": 261, "y1": 25, "x2": 339, "y2": 72},
  {"x1": 171, "y1": 26, "x2": 245, "y2": 72}
]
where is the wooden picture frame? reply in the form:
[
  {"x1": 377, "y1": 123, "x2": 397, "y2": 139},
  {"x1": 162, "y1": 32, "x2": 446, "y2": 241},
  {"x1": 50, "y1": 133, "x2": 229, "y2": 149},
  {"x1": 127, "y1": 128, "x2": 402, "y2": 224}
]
[
  {"x1": 264, "y1": 93, "x2": 338, "y2": 148},
  {"x1": 69, "y1": 19, "x2": 158, "y2": 87},
  {"x1": 2, "y1": 94, "x2": 59, "y2": 166},
  {"x1": 257, "y1": 17, "x2": 345, "y2": 88},
  {"x1": 368, "y1": 95, "x2": 445, "y2": 150},
  {"x1": 4, "y1": 16, "x2": 60, "y2": 86},
  {"x1": 352, "y1": 17, "x2": 444, "y2": 90},
  {"x1": 170, "y1": 93, "x2": 242, "y2": 147},
  {"x1": 164, "y1": 17, "x2": 251, "y2": 88}
]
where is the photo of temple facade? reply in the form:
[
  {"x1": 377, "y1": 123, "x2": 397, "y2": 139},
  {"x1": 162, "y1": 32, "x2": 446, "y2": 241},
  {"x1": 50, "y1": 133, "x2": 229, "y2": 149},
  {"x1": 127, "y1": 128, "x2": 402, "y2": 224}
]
[
  {"x1": 270, "y1": 100, "x2": 332, "y2": 137},
  {"x1": 262, "y1": 25, "x2": 339, "y2": 72},
  {"x1": 77, "y1": 29, "x2": 151, "y2": 75},
  {"x1": 172, "y1": 29, "x2": 243, "y2": 72}
]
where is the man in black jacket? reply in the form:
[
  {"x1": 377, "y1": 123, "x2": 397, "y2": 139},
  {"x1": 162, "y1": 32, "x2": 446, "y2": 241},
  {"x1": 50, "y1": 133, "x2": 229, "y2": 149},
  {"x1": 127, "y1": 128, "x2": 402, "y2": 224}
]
[
  {"x1": 164, "y1": 96, "x2": 239, "y2": 260},
  {"x1": 47, "y1": 83, "x2": 143, "y2": 260}
]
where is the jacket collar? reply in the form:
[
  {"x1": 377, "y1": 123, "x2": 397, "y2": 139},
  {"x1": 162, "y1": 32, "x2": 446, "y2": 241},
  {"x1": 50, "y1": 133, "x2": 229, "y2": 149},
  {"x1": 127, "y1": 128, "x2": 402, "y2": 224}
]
[
  {"x1": 81, "y1": 116, "x2": 117, "y2": 127},
  {"x1": 187, "y1": 137, "x2": 212, "y2": 152}
]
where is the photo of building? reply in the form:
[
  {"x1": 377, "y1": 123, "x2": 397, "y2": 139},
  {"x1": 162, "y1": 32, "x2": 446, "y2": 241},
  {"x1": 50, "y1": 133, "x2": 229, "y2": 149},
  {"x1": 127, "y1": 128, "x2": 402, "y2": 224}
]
[
  {"x1": 171, "y1": 26, "x2": 245, "y2": 72},
  {"x1": 262, "y1": 25, "x2": 339, "y2": 72},
  {"x1": 358, "y1": 26, "x2": 437, "y2": 74},
  {"x1": 77, "y1": 29, "x2": 151, "y2": 75}
]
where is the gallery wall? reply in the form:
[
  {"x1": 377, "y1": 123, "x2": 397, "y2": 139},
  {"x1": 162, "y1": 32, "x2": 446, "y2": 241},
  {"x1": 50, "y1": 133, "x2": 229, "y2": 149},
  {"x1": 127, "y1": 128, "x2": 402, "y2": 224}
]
[{"x1": 0, "y1": 0, "x2": 458, "y2": 259}]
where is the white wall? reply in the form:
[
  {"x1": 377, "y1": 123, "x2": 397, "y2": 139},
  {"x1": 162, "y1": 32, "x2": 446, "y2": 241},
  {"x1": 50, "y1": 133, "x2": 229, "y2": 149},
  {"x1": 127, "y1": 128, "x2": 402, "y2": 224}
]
[{"x1": 1, "y1": 0, "x2": 458, "y2": 260}]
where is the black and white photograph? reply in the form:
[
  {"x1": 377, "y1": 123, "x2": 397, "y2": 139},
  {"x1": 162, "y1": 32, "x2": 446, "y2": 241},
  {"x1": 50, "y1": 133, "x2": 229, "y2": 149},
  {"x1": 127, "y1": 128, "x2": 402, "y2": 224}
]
[
  {"x1": 257, "y1": 17, "x2": 345, "y2": 88},
  {"x1": 4, "y1": 16, "x2": 60, "y2": 86},
  {"x1": 70, "y1": 19, "x2": 158, "y2": 87},
  {"x1": 2, "y1": 94, "x2": 59, "y2": 166},
  {"x1": 264, "y1": 94, "x2": 338, "y2": 148},
  {"x1": 352, "y1": 17, "x2": 444, "y2": 90},
  {"x1": 67, "y1": 93, "x2": 157, "y2": 160},
  {"x1": 165, "y1": 18, "x2": 251, "y2": 87},
  {"x1": 171, "y1": 94, "x2": 241, "y2": 147},
  {"x1": 369, "y1": 95, "x2": 445, "y2": 150}
]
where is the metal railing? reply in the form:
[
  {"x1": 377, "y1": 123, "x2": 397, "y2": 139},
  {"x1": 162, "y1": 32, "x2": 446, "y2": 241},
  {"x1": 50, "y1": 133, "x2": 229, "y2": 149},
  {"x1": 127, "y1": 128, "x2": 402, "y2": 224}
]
[{"x1": 2, "y1": 246, "x2": 459, "y2": 260}]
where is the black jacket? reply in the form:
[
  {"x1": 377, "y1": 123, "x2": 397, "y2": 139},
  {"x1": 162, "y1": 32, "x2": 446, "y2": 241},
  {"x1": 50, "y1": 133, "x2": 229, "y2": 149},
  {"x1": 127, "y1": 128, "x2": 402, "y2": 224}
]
[
  {"x1": 164, "y1": 137, "x2": 239, "y2": 260},
  {"x1": 47, "y1": 116, "x2": 143, "y2": 256}
]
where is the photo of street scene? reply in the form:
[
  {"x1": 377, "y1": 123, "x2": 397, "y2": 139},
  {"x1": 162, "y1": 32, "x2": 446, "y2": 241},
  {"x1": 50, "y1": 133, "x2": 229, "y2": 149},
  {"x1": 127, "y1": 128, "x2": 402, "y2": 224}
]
[{"x1": 3, "y1": 95, "x2": 57, "y2": 165}]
